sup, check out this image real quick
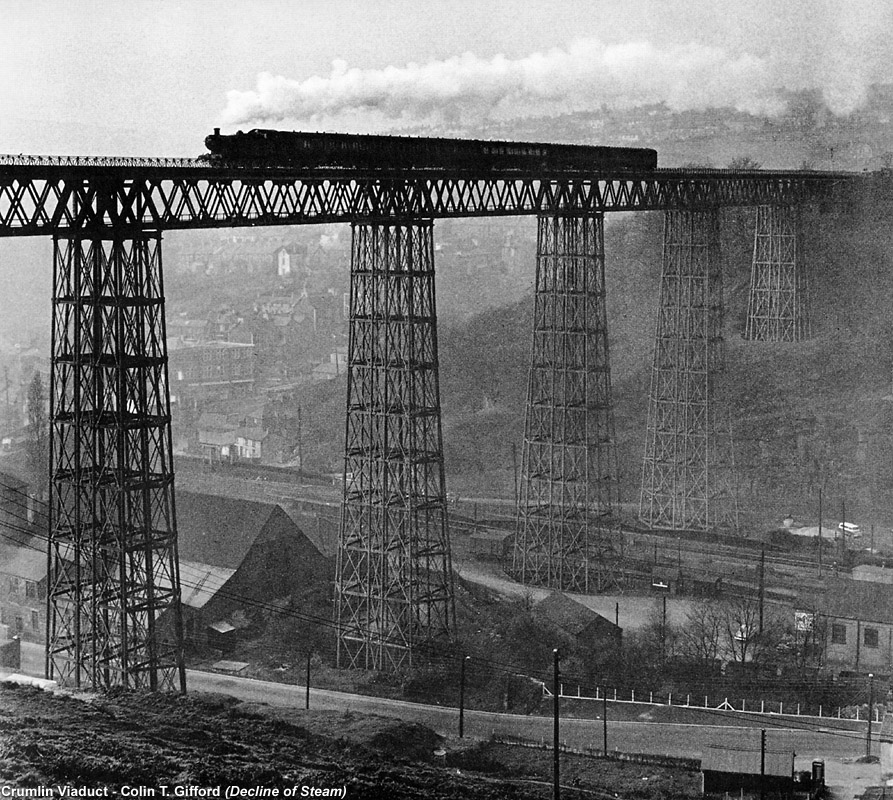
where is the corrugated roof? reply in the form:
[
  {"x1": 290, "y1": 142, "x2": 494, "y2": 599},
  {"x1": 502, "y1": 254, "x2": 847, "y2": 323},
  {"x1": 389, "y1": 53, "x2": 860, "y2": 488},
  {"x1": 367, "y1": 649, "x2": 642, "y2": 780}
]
[
  {"x1": 702, "y1": 745, "x2": 793, "y2": 777},
  {"x1": 798, "y1": 578, "x2": 893, "y2": 624},
  {"x1": 852, "y1": 565, "x2": 893, "y2": 585},
  {"x1": 176, "y1": 560, "x2": 236, "y2": 609},
  {"x1": 208, "y1": 621, "x2": 236, "y2": 634},
  {"x1": 235, "y1": 427, "x2": 268, "y2": 441},
  {"x1": 534, "y1": 591, "x2": 617, "y2": 638},
  {"x1": 153, "y1": 558, "x2": 235, "y2": 609}
]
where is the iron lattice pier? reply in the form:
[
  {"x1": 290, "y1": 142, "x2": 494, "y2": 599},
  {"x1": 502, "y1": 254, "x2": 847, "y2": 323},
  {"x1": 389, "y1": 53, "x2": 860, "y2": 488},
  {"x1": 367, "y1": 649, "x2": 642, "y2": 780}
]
[
  {"x1": 0, "y1": 139, "x2": 856, "y2": 688},
  {"x1": 335, "y1": 220, "x2": 455, "y2": 671},
  {"x1": 639, "y1": 210, "x2": 739, "y2": 532},
  {"x1": 511, "y1": 213, "x2": 620, "y2": 592},
  {"x1": 48, "y1": 226, "x2": 185, "y2": 690},
  {"x1": 745, "y1": 204, "x2": 810, "y2": 342}
]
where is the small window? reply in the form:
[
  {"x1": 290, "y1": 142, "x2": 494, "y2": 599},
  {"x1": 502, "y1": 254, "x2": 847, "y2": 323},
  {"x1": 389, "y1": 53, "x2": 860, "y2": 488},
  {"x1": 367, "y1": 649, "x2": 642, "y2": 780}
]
[
  {"x1": 31, "y1": 610, "x2": 39, "y2": 630},
  {"x1": 25, "y1": 581, "x2": 37, "y2": 600},
  {"x1": 0, "y1": 607, "x2": 7, "y2": 626},
  {"x1": 831, "y1": 623, "x2": 847, "y2": 644},
  {"x1": 865, "y1": 627, "x2": 879, "y2": 648}
]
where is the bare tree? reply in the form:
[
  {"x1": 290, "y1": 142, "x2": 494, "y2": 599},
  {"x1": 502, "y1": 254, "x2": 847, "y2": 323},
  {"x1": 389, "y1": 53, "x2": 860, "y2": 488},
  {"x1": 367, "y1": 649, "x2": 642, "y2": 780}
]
[
  {"x1": 679, "y1": 598, "x2": 723, "y2": 667},
  {"x1": 721, "y1": 595, "x2": 763, "y2": 663},
  {"x1": 26, "y1": 372, "x2": 48, "y2": 501},
  {"x1": 726, "y1": 156, "x2": 763, "y2": 171}
]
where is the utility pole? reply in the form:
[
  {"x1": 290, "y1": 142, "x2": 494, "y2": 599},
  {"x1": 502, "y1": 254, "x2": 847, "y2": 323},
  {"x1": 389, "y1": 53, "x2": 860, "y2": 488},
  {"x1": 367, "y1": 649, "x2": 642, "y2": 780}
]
[
  {"x1": 661, "y1": 595, "x2": 667, "y2": 663},
  {"x1": 841, "y1": 497, "x2": 847, "y2": 557},
  {"x1": 758, "y1": 547, "x2": 765, "y2": 636},
  {"x1": 760, "y1": 728, "x2": 766, "y2": 800},
  {"x1": 602, "y1": 689, "x2": 608, "y2": 754},
  {"x1": 305, "y1": 651, "x2": 311, "y2": 710},
  {"x1": 459, "y1": 654, "x2": 470, "y2": 738},
  {"x1": 818, "y1": 487, "x2": 823, "y2": 578},
  {"x1": 553, "y1": 648, "x2": 560, "y2": 800},
  {"x1": 867, "y1": 673, "x2": 875, "y2": 759}
]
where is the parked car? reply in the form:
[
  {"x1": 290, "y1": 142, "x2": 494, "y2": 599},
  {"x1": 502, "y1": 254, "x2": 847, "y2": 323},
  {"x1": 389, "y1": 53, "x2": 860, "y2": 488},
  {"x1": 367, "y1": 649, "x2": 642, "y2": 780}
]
[{"x1": 838, "y1": 521, "x2": 861, "y2": 539}]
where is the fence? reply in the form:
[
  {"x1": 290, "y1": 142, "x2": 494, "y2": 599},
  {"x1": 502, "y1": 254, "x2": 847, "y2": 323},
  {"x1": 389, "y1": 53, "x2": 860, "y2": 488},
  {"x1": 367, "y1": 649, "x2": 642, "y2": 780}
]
[
  {"x1": 490, "y1": 733, "x2": 700, "y2": 771},
  {"x1": 545, "y1": 682, "x2": 883, "y2": 723}
]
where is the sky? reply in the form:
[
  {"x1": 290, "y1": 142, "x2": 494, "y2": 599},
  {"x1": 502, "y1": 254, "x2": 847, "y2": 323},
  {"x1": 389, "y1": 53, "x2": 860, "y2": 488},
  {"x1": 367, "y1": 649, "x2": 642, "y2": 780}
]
[{"x1": 1, "y1": 0, "x2": 892, "y2": 157}]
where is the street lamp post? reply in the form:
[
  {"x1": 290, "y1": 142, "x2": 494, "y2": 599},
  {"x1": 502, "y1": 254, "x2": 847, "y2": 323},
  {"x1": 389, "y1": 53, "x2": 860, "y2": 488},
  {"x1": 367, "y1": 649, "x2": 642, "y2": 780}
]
[{"x1": 459, "y1": 654, "x2": 470, "y2": 738}]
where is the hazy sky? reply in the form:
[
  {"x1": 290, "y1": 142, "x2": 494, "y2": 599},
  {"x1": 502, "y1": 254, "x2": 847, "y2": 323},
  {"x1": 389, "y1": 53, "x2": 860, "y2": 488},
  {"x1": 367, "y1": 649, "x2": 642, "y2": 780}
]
[{"x1": 0, "y1": 0, "x2": 892, "y2": 155}]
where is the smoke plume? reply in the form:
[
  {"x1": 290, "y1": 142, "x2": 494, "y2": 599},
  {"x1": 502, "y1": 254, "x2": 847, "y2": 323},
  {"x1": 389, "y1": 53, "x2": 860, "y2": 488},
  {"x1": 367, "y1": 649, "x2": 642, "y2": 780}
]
[{"x1": 221, "y1": 31, "x2": 893, "y2": 128}]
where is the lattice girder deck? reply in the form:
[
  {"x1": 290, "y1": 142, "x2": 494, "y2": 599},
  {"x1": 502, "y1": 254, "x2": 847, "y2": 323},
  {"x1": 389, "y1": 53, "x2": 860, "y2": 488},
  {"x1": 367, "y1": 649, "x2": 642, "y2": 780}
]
[
  {"x1": 511, "y1": 213, "x2": 621, "y2": 593},
  {"x1": 335, "y1": 220, "x2": 455, "y2": 672},
  {"x1": 639, "y1": 210, "x2": 739, "y2": 532},
  {"x1": 48, "y1": 231, "x2": 185, "y2": 691}
]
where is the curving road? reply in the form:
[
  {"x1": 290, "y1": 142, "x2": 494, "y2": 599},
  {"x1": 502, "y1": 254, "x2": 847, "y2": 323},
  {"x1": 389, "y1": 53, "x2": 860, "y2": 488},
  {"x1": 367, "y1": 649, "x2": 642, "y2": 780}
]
[
  {"x1": 186, "y1": 669, "x2": 863, "y2": 760},
  {"x1": 14, "y1": 641, "x2": 879, "y2": 796}
]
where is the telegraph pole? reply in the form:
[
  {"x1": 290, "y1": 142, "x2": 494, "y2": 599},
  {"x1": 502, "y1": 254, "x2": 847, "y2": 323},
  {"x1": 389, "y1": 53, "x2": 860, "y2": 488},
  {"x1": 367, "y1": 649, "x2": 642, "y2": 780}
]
[
  {"x1": 760, "y1": 728, "x2": 766, "y2": 800},
  {"x1": 602, "y1": 690, "x2": 608, "y2": 754},
  {"x1": 818, "y1": 487, "x2": 823, "y2": 578},
  {"x1": 553, "y1": 648, "x2": 560, "y2": 800},
  {"x1": 841, "y1": 497, "x2": 847, "y2": 557},
  {"x1": 758, "y1": 547, "x2": 765, "y2": 635},
  {"x1": 305, "y1": 651, "x2": 311, "y2": 709},
  {"x1": 867, "y1": 673, "x2": 874, "y2": 759}
]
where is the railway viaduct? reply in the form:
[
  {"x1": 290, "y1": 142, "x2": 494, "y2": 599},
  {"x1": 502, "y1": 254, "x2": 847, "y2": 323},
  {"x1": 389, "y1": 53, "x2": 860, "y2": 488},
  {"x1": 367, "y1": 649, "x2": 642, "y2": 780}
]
[{"x1": 0, "y1": 144, "x2": 860, "y2": 689}]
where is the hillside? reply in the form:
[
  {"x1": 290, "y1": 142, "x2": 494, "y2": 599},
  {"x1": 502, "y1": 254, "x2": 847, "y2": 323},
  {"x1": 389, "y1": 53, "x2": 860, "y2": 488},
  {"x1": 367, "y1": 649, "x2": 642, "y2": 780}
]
[
  {"x1": 285, "y1": 187, "x2": 893, "y2": 535},
  {"x1": 0, "y1": 683, "x2": 700, "y2": 798}
]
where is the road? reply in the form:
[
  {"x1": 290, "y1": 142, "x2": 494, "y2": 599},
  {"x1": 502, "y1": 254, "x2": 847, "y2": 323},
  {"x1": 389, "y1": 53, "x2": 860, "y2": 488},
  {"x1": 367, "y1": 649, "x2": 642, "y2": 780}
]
[
  {"x1": 179, "y1": 670, "x2": 893, "y2": 798},
  {"x1": 185, "y1": 668, "x2": 862, "y2": 760},
  {"x1": 13, "y1": 642, "x2": 881, "y2": 797}
]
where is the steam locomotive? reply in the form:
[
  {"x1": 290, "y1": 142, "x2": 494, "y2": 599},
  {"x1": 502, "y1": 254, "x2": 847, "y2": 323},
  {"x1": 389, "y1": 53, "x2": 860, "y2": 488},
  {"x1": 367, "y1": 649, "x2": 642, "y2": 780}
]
[{"x1": 203, "y1": 128, "x2": 658, "y2": 172}]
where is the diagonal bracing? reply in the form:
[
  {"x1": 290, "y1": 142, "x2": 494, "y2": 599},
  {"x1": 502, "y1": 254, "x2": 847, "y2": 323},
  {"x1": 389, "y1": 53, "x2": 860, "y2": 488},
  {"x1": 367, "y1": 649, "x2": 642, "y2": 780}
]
[
  {"x1": 511, "y1": 213, "x2": 621, "y2": 593},
  {"x1": 745, "y1": 204, "x2": 809, "y2": 342},
  {"x1": 335, "y1": 220, "x2": 455, "y2": 672},
  {"x1": 48, "y1": 230, "x2": 186, "y2": 691},
  {"x1": 639, "y1": 210, "x2": 739, "y2": 532}
]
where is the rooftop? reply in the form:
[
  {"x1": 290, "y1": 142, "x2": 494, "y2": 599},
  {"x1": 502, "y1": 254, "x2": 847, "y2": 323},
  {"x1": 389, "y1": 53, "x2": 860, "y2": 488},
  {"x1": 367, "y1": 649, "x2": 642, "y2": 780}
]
[
  {"x1": 175, "y1": 490, "x2": 282, "y2": 570},
  {"x1": 534, "y1": 591, "x2": 619, "y2": 638},
  {"x1": 701, "y1": 745, "x2": 793, "y2": 777}
]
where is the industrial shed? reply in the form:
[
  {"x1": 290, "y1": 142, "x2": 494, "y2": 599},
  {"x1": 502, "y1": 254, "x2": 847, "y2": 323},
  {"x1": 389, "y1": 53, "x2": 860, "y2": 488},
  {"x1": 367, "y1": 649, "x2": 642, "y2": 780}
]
[
  {"x1": 533, "y1": 592, "x2": 622, "y2": 655},
  {"x1": 701, "y1": 744, "x2": 794, "y2": 796},
  {"x1": 162, "y1": 491, "x2": 332, "y2": 648}
]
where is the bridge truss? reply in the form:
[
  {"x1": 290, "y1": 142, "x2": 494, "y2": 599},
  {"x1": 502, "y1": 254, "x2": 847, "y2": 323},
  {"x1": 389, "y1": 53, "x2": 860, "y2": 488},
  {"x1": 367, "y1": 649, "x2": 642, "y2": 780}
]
[{"x1": 0, "y1": 153, "x2": 857, "y2": 685}]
